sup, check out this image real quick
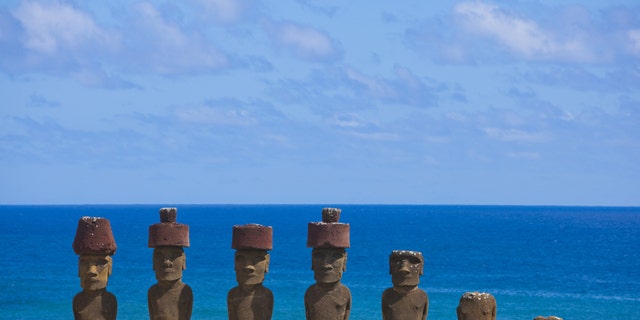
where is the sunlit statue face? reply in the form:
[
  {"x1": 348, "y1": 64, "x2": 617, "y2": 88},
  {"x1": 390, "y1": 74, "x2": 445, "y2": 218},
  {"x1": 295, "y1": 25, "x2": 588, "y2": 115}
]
[
  {"x1": 390, "y1": 251, "x2": 423, "y2": 287},
  {"x1": 456, "y1": 293, "x2": 497, "y2": 320},
  {"x1": 234, "y1": 249, "x2": 270, "y2": 286},
  {"x1": 311, "y1": 248, "x2": 347, "y2": 284},
  {"x1": 79, "y1": 254, "x2": 112, "y2": 291},
  {"x1": 153, "y1": 246, "x2": 186, "y2": 281}
]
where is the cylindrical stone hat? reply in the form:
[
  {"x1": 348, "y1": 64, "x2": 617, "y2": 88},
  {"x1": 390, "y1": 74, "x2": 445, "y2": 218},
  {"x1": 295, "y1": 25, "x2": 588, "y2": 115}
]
[
  {"x1": 232, "y1": 224, "x2": 273, "y2": 250},
  {"x1": 73, "y1": 216, "x2": 117, "y2": 255},
  {"x1": 148, "y1": 207, "x2": 190, "y2": 248},
  {"x1": 307, "y1": 208, "x2": 350, "y2": 248}
]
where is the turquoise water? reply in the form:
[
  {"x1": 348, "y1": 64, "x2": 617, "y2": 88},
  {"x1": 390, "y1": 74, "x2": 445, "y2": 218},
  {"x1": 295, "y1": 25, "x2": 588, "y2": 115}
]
[{"x1": 1, "y1": 205, "x2": 639, "y2": 319}]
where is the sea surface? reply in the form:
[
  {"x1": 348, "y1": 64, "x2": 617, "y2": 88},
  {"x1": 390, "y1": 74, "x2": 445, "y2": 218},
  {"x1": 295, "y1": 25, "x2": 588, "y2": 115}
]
[{"x1": 1, "y1": 205, "x2": 639, "y2": 319}]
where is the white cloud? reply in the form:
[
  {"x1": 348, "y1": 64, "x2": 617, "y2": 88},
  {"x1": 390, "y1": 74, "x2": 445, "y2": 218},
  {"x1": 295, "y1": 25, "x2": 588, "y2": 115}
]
[
  {"x1": 345, "y1": 68, "x2": 395, "y2": 98},
  {"x1": 507, "y1": 151, "x2": 541, "y2": 160},
  {"x1": 483, "y1": 127, "x2": 551, "y2": 143},
  {"x1": 454, "y1": 2, "x2": 593, "y2": 62},
  {"x1": 195, "y1": 0, "x2": 246, "y2": 23},
  {"x1": 12, "y1": 1, "x2": 117, "y2": 54},
  {"x1": 176, "y1": 106, "x2": 257, "y2": 126},
  {"x1": 629, "y1": 29, "x2": 640, "y2": 55},
  {"x1": 125, "y1": 2, "x2": 228, "y2": 74},
  {"x1": 269, "y1": 21, "x2": 338, "y2": 61}
]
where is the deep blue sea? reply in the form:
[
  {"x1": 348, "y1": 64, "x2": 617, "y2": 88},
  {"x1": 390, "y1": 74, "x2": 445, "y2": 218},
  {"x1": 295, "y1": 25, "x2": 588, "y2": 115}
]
[{"x1": 1, "y1": 205, "x2": 639, "y2": 319}]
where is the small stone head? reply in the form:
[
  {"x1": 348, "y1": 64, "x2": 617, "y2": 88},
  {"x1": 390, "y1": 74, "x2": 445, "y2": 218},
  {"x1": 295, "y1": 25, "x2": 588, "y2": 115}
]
[
  {"x1": 456, "y1": 292, "x2": 496, "y2": 320},
  {"x1": 73, "y1": 217, "x2": 117, "y2": 291},
  {"x1": 231, "y1": 224, "x2": 273, "y2": 286},
  {"x1": 389, "y1": 250, "x2": 423, "y2": 287},
  {"x1": 153, "y1": 246, "x2": 186, "y2": 281}
]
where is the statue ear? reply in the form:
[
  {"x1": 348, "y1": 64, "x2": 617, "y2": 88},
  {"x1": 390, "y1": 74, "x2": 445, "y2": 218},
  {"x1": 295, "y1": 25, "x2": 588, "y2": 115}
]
[
  {"x1": 342, "y1": 252, "x2": 347, "y2": 272},
  {"x1": 265, "y1": 253, "x2": 270, "y2": 274},
  {"x1": 182, "y1": 253, "x2": 187, "y2": 271},
  {"x1": 419, "y1": 262, "x2": 424, "y2": 276}
]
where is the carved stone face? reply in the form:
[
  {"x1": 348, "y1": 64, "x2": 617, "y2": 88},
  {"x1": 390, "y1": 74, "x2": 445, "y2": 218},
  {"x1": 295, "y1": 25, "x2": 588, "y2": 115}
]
[
  {"x1": 79, "y1": 254, "x2": 112, "y2": 291},
  {"x1": 234, "y1": 249, "x2": 270, "y2": 286},
  {"x1": 456, "y1": 293, "x2": 496, "y2": 320},
  {"x1": 311, "y1": 248, "x2": 347, "y2": 284},
  {"x1": 153, "y1": 246, "x2": 186, "y2": 281},
  {"x1": 390, "y1": 253, "x2": 423, "y2": 287}
]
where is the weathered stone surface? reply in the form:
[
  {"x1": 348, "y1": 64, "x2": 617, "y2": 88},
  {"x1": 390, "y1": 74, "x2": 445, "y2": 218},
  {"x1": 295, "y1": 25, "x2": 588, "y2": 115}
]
[
  {"x1": 534, "y1": 316, "x2": 563, "y2": 320},
  {"x1": 148, "y1": 207, "x2": 190, "y2": 248},
  {"x1": 456, "y1": 292, "x2": 496, "y2": 320},
  {"x1": 229, "y1": 223, "x2": 274, "y2": 319},
  {"x1": 148, "y1": 208, "x2": 192, "y2": 320},
  {"x1": 305, "y1": 208, "x2": 351, "y2": 320},
  {"x1": 160, "y1": 207, "x2": 177, "y2": 223},
  {"x1": 72, "y1": 217, "x2": 117, "y2": 320},
  {"x1": 228, "y1": 248, "x2": 273, "y2": 320},
  {"x1": 322, "y1": 207, "x2": 341, "y2": 223},
  {"x1": 73, "y1": 217, "x2": 117, "y2": 255},
  {"x1": 232, "y1": 224, "x2": 273, "y2": 250},
  {"x1": 382, "y1": 250, "x2": 428, "y2": 320},
  {"x1": 307, "y1": 208, "x2": 350, "y2": 249}
]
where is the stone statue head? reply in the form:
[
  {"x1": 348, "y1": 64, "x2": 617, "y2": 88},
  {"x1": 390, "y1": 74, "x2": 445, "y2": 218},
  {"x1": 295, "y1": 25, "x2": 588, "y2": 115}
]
[
  {"x1": 234, "y1": 249, "x2": 270, "y2": 286},
  {"x1": 72, "y1": 217, "x2": 117, "y2": 292},
  {"x1": 456, "y1": 292, "x2": 496, "y2": 320},
  {"x1": 311, "y1": 247, "x2": 347, "y2": 284},
  {"x1": 79, "y1": 254, "x2": 113, "y2": 291},
  {"x1": 389, "y1": 250, "x2": 423, "y2": 287},
  {"x1": 153, "y1": 246, "x2": 186, "y2": 281},
  {"x1": 307, "y1": 208, "x2": 350, "y2": 285},
  {"x1": 230, "y1": 223, "x2": 273, "y2": 287}
]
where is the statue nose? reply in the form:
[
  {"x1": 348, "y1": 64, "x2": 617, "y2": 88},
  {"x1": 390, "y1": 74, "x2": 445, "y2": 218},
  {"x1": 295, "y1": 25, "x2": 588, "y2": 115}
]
[
  {"x1": 398, "y1": 260, "x2": 411, "y2": 274},
  {"x1": 87, "y1": 265, "x2": 99, "y2": 276}
]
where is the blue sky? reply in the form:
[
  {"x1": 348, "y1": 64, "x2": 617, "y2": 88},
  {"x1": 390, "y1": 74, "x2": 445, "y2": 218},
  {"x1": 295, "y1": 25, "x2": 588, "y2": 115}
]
[{"x1": 1, "y1": 0, "x2": 638, "y2": 205}]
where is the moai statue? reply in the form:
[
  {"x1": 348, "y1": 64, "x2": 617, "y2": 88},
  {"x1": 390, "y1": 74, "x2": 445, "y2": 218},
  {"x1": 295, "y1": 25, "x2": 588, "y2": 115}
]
[
  {"x1": 381, "y1": 250, "x2": 428, "y2": 320},
  {"x1": 534, "y1": 316, "x2": 563, "y2": 320},
  {"x1": 228, "y1": 224, "x2": 274, "y2": 320},
  {"x1": 148, "y1": 208, "x2": 193, "y2": 320},
  {"x1": 72, "y1": 217, "x2": 118, "y2": 320},
  {"x1": 304, "y1": 208, "x2": 351, "y2": 320},
  {"x1": 456, "y1": 292, "x2": 496, "y2": 320}
]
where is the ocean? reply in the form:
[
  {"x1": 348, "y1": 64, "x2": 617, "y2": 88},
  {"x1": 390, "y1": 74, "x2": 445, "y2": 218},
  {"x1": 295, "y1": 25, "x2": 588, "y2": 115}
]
[{"x1": 1, "y1": 205, "x2": 638, "y2": 319}]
